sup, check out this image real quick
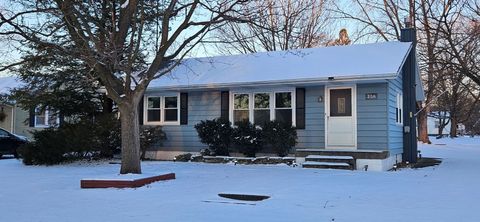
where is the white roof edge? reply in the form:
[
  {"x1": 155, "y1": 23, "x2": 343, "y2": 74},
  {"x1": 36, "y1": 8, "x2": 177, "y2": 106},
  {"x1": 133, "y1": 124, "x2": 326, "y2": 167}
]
[
  {"x1": 146, "y1": 73, "x2": 398, "y2": 92},
  {"x1": 391, "y1": 43, "x2": 425, "y2": 102},
  {"x1": 393, "y1": 42, "x2": 413, "y2": 79},
  {"x1": 415, "y1": 58, "x2": 426, "y2": 102}
]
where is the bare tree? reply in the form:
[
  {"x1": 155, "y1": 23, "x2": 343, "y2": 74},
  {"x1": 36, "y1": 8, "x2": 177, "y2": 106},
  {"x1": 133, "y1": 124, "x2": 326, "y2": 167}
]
[
  {"x1": 330, "y1": 0, "x2": 408, "y2": 42},
  {"x1": 435, "y1": 71, "x2": 480, "y2": 137},
  {"x1": 330, "y1": 0, "x2": 469, "y2": 143},
  {"x1": 0, "y1": 0, "x2": 249, "y2": 174},
  {"x1": 212, "y1": 0, "x2": 331, "y2": 54},
  {"x1": 415, "y1": 0, "x2": 453, "y2": 143},
  {"x1": 435, "y1": 0, "x2": 480, "y2": 86}
]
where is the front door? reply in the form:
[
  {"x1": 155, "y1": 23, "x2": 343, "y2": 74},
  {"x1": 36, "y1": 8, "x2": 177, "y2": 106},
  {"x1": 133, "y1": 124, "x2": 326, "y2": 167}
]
[{"x1": 326, "y1": 87, "x2": 357, "y2": 149}]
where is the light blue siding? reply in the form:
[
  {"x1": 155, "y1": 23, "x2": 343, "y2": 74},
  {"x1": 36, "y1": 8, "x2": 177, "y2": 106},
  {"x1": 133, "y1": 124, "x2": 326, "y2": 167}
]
[
  {"x1": 296, "y1": 86, "x2": 325, "y2": 149},
  {"x1": 146, "y1": 82, "x2": 398, "y2": 154},
  {"x1": 387, "y1": 74, "x2": 404, "y2": 155},
  {"x1": 356, "y1": 83, "x2": 389, "y2": 150},
  {"x1": 149, "y1": 91, "x2": 220, "y2": 152}
]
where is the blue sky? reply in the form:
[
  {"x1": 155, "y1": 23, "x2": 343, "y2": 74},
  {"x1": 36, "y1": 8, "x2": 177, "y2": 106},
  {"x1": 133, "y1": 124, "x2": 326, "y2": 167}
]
[{"x1": 0, "y1": 0, "x2": 377, "y2": 77}]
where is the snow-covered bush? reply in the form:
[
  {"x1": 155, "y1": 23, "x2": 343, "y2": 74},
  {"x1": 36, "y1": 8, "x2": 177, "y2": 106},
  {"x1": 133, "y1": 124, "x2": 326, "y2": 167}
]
[
  {"x1": 194, "y1": 118, "x2": 232, "y2": 156},
  {"x1": 17, "y1": 128, "x2": 66, "y2": 165},
  {"x1": 18, "y1": 114, "x2": 121, "y2": 165},
  {"x1": 174, "y1": 153, "x2": 193, "y2": 162},
  {"x1": 262, "y1": 120, "x2": 297, "y2": 157},
  {"x1": 232, "y1": 120, "x2": 264, "y2": 157}
]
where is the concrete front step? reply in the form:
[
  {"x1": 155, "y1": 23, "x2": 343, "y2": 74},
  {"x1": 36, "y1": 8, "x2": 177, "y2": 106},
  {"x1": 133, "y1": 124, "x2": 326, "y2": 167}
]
[
  {"x1": 302, "y1": 161, "x2": 353, "y2": 170},
  {"x1": 296, "y1": 149, "x2": 388, "y2": 159},
  {"x1": 303, "y1": 155, "x2": 355, "y2": 170},
  {"x1": 305, "y1": 155, "x2": 354, "y2": 162}
]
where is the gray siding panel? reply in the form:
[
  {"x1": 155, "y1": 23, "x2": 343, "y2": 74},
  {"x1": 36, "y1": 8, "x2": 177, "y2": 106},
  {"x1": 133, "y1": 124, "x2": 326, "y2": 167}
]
[{"x1": 356, "y1": 83, "x2": 389, "y2": 151}]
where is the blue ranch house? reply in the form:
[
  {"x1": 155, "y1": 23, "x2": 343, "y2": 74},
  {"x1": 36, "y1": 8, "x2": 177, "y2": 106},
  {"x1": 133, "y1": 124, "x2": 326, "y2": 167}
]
[{"x1": 140, "y1": 27, "x2": 424, "y2": 171}]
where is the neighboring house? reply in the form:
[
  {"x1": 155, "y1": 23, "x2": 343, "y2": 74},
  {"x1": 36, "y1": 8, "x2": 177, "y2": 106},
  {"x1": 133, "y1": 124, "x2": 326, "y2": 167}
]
[
  {"x1": 427, "y1": 112, "x2": 451, "y2": 136},
  {"x1": 427, "y1": 112, "x2": 467, "y2": 137},
  {"x1": 141, "y1": 28, "x2": 424, "y2": 171},
  {"x1": 0, "y1": 76, "x2": 59, "y2": 139}
]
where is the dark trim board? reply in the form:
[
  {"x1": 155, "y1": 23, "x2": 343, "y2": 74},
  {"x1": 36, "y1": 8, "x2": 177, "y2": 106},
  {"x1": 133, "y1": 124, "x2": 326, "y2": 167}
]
[{"x1": 295, "y1": 149, "x2": 389, "y2": 159}]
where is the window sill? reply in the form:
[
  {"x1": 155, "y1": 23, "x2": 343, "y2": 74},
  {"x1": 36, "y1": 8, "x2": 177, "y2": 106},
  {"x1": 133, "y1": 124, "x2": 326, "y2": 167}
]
[
  {"x1": 144, "y1": 122, "x2": 180, "y2": 126},
  {"x1": 33, "y1": 125, "x2": 54, "y2": 128}
]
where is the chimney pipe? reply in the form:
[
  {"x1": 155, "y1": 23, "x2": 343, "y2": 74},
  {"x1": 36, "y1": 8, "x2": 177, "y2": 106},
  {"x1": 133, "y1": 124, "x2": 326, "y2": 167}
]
[
  {"x1": 404, "y1": 17, "x2": 412, "y2": 28},
  {"x1": 400, "y1": 22, "x2": 418, "y2": 163}
]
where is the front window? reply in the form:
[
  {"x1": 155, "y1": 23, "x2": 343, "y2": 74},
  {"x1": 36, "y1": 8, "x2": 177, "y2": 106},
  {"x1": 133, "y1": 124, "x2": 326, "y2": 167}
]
[
  {"x1": 145, "y1": 94, "x2": 179, "y2": 125},
  {"x1": 233, "y1": 93, "x2": 249, "y2": 124},
  {"x1": 275, "y1": 92, "x2": 292, "y2": 125},
  {"x1": 254, "y1": 93, "x2": 270, "y2": 125},
  {"x1": 34, "y1": 107, "x2": 59, "y2": 128},
  {"x1": 164, "y1": 96, "x2": 178, "y2": 122},
  {"x1": 147, "y1": 97, "x2": 161, "y2": 122},
  {"x1": 230, "y1": 90, "x2": 295, "y2": 126}
]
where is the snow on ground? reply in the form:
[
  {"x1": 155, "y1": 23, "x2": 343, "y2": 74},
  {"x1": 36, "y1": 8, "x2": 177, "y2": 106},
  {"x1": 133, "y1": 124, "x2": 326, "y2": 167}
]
[{"x1": 0, "y1": 137, "x2": 479, "y2": 222}]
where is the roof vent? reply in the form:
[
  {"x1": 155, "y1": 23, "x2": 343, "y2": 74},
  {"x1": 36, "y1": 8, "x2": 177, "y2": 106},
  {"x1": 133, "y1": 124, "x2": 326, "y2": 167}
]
[{"x1": 328, "y1": 77, "x2": 334, "y2": 80}]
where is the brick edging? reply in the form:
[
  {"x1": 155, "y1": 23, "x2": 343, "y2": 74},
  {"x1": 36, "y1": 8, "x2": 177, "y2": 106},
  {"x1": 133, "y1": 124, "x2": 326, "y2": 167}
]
[{"x1": 81, "y1": 173, "x2": 176, "y2": 189}]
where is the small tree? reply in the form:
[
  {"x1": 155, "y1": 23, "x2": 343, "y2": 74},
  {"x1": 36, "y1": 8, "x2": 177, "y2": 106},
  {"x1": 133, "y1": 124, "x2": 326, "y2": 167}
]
[
  {"x1": 194, "y1": 118, "x2": 232, "y2": 156},
  {"x1": 232, "y1": 120, "x2": 263, "y2": 157},
  {"x1": 262, "y1": 120, "x2": 297, "y2": 157}
]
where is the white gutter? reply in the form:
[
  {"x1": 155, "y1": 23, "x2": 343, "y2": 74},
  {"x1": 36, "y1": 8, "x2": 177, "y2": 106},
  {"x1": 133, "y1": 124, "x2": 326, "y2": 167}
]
[{"x1": 146, "y1": 73, "x2": 399, "y2": 92}]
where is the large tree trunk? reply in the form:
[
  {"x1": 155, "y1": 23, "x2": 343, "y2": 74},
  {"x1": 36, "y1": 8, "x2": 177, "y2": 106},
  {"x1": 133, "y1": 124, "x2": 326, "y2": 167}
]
[
  {"x1": 118, "y1": 101, "x2": 142, "y2": 174},
  {"x1": 449, "y1": 117, "x2": 458, "y2": 138},
  {"x1": 417, "y1": 104, "x2": 431, "y2": 143}
]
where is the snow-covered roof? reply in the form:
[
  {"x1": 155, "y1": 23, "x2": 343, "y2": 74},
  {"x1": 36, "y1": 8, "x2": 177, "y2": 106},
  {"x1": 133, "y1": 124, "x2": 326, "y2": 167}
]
[
  {"x1": 0, "y1": 76, "x2": 23, "y2": 95},
  {"x1": 149, "y1": 41, "x2": 413, "y2": 90}
]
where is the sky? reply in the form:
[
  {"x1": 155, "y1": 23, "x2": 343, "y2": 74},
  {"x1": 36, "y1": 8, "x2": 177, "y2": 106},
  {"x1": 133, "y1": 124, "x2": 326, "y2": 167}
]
[{"x1": 0, "y1": 0, "x2": 379, "y2": 77}]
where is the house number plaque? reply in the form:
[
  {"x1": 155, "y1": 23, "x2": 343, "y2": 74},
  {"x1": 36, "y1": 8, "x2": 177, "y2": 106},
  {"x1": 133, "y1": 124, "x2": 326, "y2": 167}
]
[{"x1": 365, "y1": 93, "x2": 378, "y2": 100}]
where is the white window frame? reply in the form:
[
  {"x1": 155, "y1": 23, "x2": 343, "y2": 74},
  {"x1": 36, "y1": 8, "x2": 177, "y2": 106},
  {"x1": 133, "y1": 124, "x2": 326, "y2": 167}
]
[
  {"x1": 144, "y1": 93, "x2": 180, "y2": 126},
  {"x1": 232, "y1": 93, "x2": 251, "y2": 124},
  {"x1": 273, "y1": 91, "x2": 295, "y2": 125},
  {"x1": 229, "y1": 89, "x2": 296, "y2": 126},
  {"x1": 34, "y1": 107, "x2": 60, "y2": 128},
  {"x1": 396, "y1": 93, "x2": 403, "y2": 125},
  {"x1": 253, "y1": 92, "x2": 273, "y2": 125}
]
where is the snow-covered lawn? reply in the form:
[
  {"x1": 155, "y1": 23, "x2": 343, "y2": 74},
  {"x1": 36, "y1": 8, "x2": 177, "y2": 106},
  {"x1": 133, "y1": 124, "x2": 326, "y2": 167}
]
[{"x1": 0, "y1": 137, "x2": 479, "y2": 222}]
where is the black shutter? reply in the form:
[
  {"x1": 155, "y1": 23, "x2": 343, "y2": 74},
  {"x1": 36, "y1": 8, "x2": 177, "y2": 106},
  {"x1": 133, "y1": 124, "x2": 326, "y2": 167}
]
[
  {"x1": 295, "y1": 88, "x2": 305, "y2": 129},
  {"x1": 138, "y1": 97, "x2": 144, "y2": 125},
  {"x1": 59, "y1": 113, "x2": 65, "y2": 126},
  {"x1": 28, "y1": 107, "x2": 35, "y2": 127},
  {"x1": 220, "y1": 91, "x2": 229, "y2": 121},
  {"x1": 180, "y1": 92, "x2": 188, "y2": 125}
]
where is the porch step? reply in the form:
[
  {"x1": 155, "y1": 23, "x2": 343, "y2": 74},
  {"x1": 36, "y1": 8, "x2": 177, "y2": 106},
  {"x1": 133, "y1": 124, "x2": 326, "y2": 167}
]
[
  {"x1": 302, "y1": 155, "x2": 355, "y2": 170},
  {"x1": 295, "y1": 149, "x2": 388, "y2": 159},
  {"x1": 305, "y1": 155, "x2": 353, "y2": 161},
  {"x1": 302, "y1": 161, "x2": 352, "y2": 170}
]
